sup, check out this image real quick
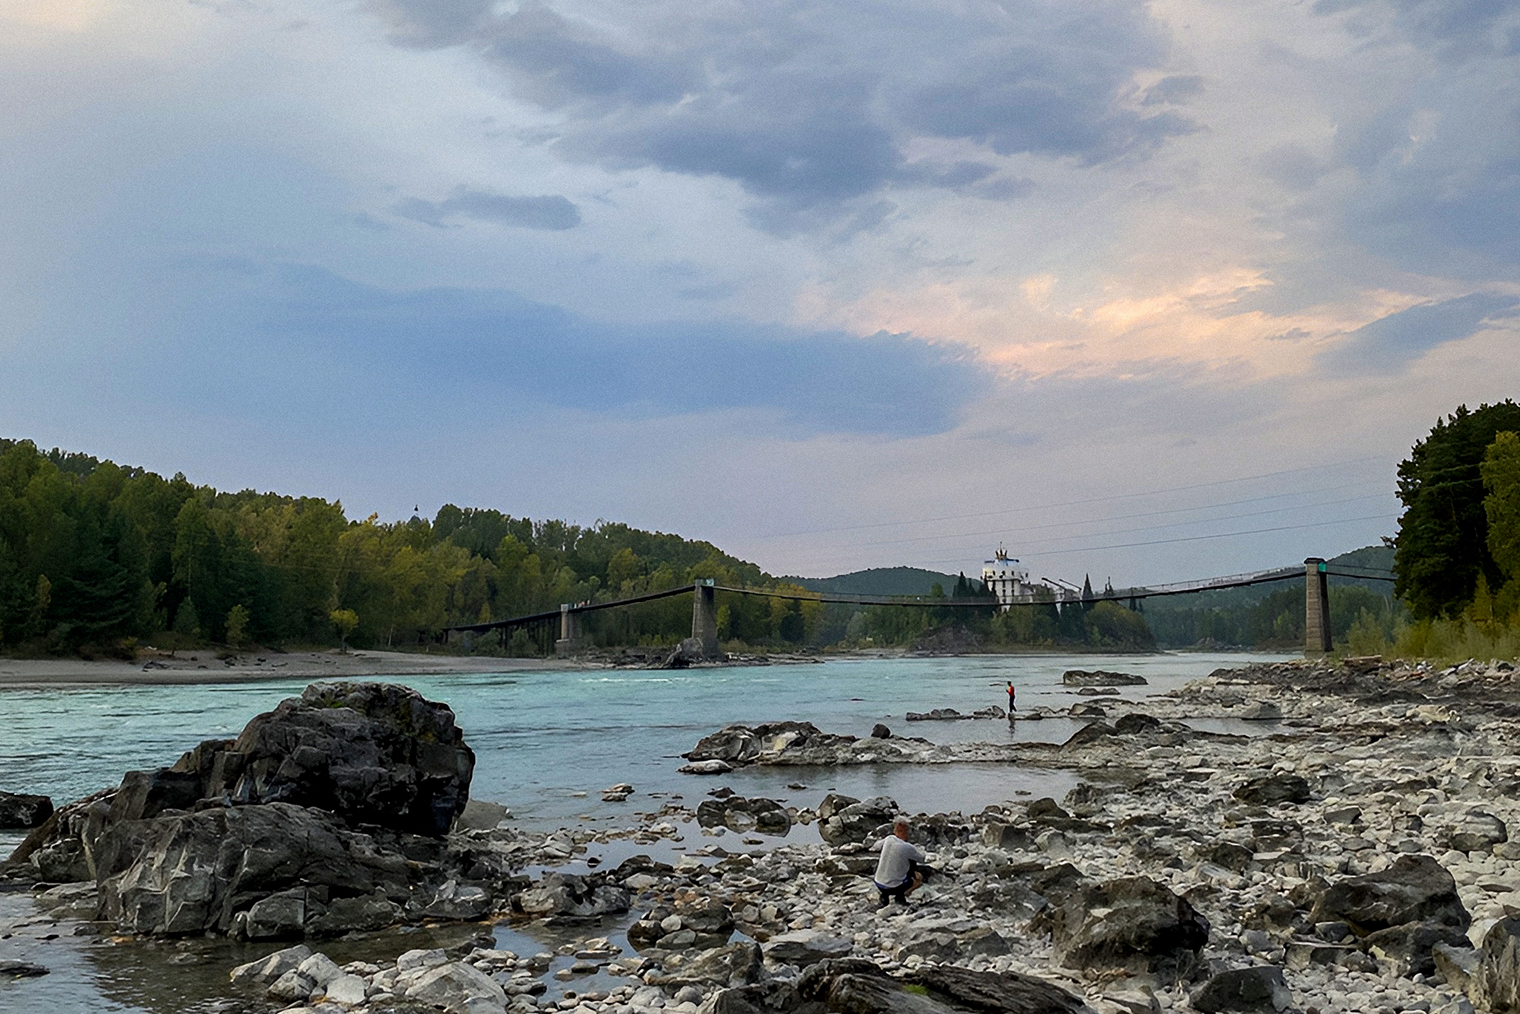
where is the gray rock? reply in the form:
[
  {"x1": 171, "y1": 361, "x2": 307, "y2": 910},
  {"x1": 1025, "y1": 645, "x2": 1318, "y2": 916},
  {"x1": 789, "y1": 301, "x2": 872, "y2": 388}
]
[
  {"x1": 514, "y1": 872, "x2": 629, "y2": 919},
  {"x1": 650, "y1": 941, "x2": 766, "y2": 989},
  {"x1": 0, "y1": 960, "x2": 50, "y2": 978},
  {"x1": 453, "y1": 799, "x2": 510, "y2": 832},
  {"x1": 763, "y1": 930, "x2": 853, "y2": 967},
  {"x1": 1189, "y1": 966, "x2": 1292, "y2": 1013},
  {"x1": 1236, "y1": 702, "x2": 1282, "y2": 722},
  {"x1": 696, "y1": 796, "x2": 792, "y2": 835},
  {"x1": 817, "y1": 796, "x2": 897, "y2": 846},
  {"x1": 1232, "y1": 774, "x2": 1310, "y2": 805},
  {"x1": 870, "y1": 724, "x2": 892, "y2": 739},
  {"x1": 404, "y1": 960, "x2": 508, "y2": 1014},
  {"x1": 0, "y1": 791, "x2": 53, "y2": 829},
  {"x1": 229, "y1": 944, "x2": 314, "y2": 984},
  {"x1": 911, "y1": 963, "x2": 1094, "y2": 1013},
  {"x1": 1444, "y1": 810, "x2": 1508, "y2": 853},
  {"x1": 1308, "y1": 854, "x2": 1470, "y2": 936},
  {"x1": 1431, "y1": 942, "x2": 1478, "y2": 992},
  {"x1": 1471, "y1": 916, "x2": 1520, "y2": 1014},
  {"x1": 1062, "y1": 670, "x2": 1147, "y2": 686},
  {"x1": 1047, "y1": 876, "x2": 1209, "y2": 980}
]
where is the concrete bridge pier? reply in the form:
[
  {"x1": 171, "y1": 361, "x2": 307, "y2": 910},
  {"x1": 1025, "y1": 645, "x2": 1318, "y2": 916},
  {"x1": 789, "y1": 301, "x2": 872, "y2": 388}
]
[
  {"x1": 692, "y1": 580, "x2": 721, "y2": 659},
  {"x1": 555, "y1": 603, "x2": 581, "y2": 655},
  {"x1": 1304, "y1": 558, "x2": 1332, "y2": 656}
]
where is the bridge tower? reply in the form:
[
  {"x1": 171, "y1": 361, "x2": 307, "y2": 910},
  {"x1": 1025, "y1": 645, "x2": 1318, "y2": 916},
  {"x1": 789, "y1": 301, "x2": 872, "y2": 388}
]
[
  {"x1": 692, "y1": 580, "x2": 721, "y2": 659},
  {"x1": 1304, "y1": 558, "x2": 1332, "y2": 656},
  {"x1": 555, "y1": 603, "x2": 581, "y2": 655}
]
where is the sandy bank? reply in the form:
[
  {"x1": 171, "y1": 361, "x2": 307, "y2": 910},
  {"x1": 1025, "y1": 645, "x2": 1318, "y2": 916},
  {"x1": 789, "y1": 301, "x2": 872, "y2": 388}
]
[{"x1": 0, "y1": 648, "x2": 582, "y2": 688}]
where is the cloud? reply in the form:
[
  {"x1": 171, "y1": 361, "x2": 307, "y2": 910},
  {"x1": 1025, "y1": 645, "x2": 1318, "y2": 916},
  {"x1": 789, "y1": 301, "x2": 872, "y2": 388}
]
[
  {"x1": 365, "y1": 0, "x2": 1193, "y2": 228},
  {"x1": 391, "y1": 189, "x2": 582, "y2": 230},
  {"x1": 1318, "y1": 292, "x2": 1520, "y2": 375},
  {"x1": 256, "y1": 265, "x2": 991, "y2": 437},
  {"x1": 367, "y1": 0, "x2": 495, "y2": 49}
]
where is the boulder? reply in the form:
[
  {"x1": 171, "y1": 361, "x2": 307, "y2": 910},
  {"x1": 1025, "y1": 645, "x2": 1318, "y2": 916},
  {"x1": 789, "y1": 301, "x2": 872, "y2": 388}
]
[
  {"x1": 650, "y1": 941, "x2": 766, "y2": 989},
  {"x1": 870, "y1": 724, "x2": 892, "y2": 739},
  {"x1": 95, "y1": 801, "x2": 422, "y2": 938},
  {"x1": 685, "y1": 722, "x2": 859, "y2": 768},
  {"x1": 1189, "y1": 966, "x2": 1293, "y2": 1013},
  {"x1": 666, "y1": 638, "x2": 713, "y2": 668},
  {"x1": 514, "y1": 872, "x2": 630, "y2": 919},
  {"x1": 0, "y1": 791, "x2": 53, "y2": 829},
  {"x1": 1308, "y1": 854, "x2": 1470, "y2": 935},
  {"x1": 1443, "y1": 810, "x2": 1508, "y2": 853},
  {"x1": 0, "y1": 960, "x2": 50, "y2": 978},
  {"x1": 763, "y1": 930, "x2": 853, "y2": 968},
  {"x1": 1237, "y1": 702, "x2": 1282, "y2": 722},
  {"x1": 1472, "y1": 916, "x2": 1520, "y2": 1014},
  {"x1": 229, "y1": 944, "x2": 314, "y2": 984},
  {"x1": 1048, "y1": 876, "x2": 1209, "y2": 979},
  {"x1": 907, "y1": 708, "x2": 969, "y2": 721},
  {"x1": 1232, "y1": 774, "x2": 1310, "y2": 805},
  {"x1": 911, "y1": 963, "x2": 1095, "y2": 1013},
  {"x1": 696, "y1": 796, "x2": 792, "y2": 835},
  {"x1": 818, "y1": 796, "x2": 898, "y2": 846},
  {"x1": 1062, "y1": 670, "x2": 1146, "y2": 686},
  {"x1": 404, "y1": 960, "x2": 508, "y2": 1014}
]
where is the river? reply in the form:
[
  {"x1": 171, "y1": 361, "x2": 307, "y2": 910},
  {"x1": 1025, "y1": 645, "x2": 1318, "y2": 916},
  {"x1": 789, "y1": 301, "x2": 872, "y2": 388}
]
[{"x1": 0, "y1": 650, "x2": 1291, "y2": 1013}]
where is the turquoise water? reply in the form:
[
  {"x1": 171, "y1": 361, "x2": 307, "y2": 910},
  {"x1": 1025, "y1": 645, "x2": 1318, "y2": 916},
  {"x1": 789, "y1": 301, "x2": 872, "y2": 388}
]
[
  {"x1": 0, "y1": 651, "x2": 1287, "y2": 1014},
  {"x1": 1, "y1": 652, "x2": 1285, "y2": 834}
]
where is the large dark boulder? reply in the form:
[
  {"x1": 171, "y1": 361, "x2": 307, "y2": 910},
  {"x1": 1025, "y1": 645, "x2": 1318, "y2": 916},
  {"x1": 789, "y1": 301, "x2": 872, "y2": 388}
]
[
  {"x1": 1307, "y1": 854, "x2": 1470, "y2": 977},
  {"x1": 817, "y1": 795, "x2": 897, "y2": 846},
  {"x1": 1048, "y1": 876, "x2": 1209, "y2": 979},
  {"x1": 911, "y1": 964, "x2": 1093, "y2": 1013},
  {"x1": 95, "y1": 802, "x2": 419, "y2": 938},
  {"x1": 686, "y1": 722, "x2": 859, "y2": 767},
  {"x1": 0, "y1": 791, "x2": 53, "y2": 829},
  {"x1": 1307, "y1": 854, "x2": 1470, "y2": 935},
  {"x1": 188, "y1": 682, "x2": 473, "y2": 836}
]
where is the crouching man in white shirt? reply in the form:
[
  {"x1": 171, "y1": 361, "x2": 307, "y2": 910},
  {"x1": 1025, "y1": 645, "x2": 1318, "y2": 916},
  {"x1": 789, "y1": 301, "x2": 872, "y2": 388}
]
[{"x1": 873, "y1": 815, "x2": 928, "y2": 907}]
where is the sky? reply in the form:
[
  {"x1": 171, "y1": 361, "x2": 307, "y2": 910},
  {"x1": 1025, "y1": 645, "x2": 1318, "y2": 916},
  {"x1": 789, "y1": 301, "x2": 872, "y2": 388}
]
[{"x1": 2, "y1": 0, "x2": 1518, "y2": 585}]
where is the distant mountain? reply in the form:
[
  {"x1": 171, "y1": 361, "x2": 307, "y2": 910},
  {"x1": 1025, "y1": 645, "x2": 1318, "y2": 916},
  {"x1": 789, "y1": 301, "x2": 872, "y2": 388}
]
[{"x1": 784, "y1": 566, "x2": 965, "y2": 597}]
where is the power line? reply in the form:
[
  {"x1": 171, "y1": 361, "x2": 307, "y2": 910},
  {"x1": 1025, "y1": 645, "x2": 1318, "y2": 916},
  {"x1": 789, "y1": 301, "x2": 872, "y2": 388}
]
[
  {"x1": 901, "y1": 512, "x2": 1399, "y2": 570},
  {"x1": 748, "y1": 456, "x2": 1384, "y2": 541},
  {"x1": 851, "y1": 490, "x2": 1392, "y2": 551}
]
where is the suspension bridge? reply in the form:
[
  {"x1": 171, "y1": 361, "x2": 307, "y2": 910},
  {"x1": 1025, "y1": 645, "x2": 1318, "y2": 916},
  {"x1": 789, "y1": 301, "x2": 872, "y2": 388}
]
[{"x1": 443, "y1": 557, "x2": 1395, "y2": 658}]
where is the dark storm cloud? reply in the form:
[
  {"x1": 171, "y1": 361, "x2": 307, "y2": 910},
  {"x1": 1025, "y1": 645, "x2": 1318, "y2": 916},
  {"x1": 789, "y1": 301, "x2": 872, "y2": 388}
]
[
  {"x1": 391, "y1": 190, "x2": 582, "y2": 230},
  {"x1": 258, "y1": 265, "x2": 990, "y2": 437},
  {"x1": 365, "y1": 0, "x2": 1193, "y2": 227},
  {"x1": 1319, "y1": 292, "x2": 1519, "y2": 375}
]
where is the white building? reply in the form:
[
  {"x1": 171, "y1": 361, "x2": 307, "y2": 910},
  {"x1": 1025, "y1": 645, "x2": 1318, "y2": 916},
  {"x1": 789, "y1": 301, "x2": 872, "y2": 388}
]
[{"x1": 981, "y1": 545, "x2": 1034, "y2": 611}]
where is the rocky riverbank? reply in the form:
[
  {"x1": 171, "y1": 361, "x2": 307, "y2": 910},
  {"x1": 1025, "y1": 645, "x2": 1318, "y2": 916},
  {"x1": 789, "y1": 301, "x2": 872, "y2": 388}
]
[{"x1": 7, "y1": 657, "x2": 1520, "y2": 1014}]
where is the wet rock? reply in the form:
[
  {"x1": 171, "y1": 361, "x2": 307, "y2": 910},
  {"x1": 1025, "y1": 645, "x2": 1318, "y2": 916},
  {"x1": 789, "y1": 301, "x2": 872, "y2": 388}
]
[
  {"x1": 1189, "y1": 966, "x2": 1292, "y2": 1013},
  {"x1": 696, "y1": 796, "x2": 792, "y2": 835},
  {"x1": 96, "y1": 801, "x2": 420, "y2": 938},
  {"x1": 680, "y1": 759, "x2": 734, "y2": 775},
  {"x1": 1232, "y1": 774, "x2": 1310, "y2": 805},
  {"x1": 0, "y1": 790, "x2": 53, "y2": 829},
  {"x1": 1062, "y1": 670, "x2": 1147, "y2": 686},
  {"x1": 1047, "y1": 876, "x2": 1209, "y2": 979},
  {"x1": 230, "y1": 944, "x2": 314, "y2": 984},
  {"x1": 0, "y1": 959, "x2": 50, "y2": 978},
  {"x1": 870, "y1": 724, "x2": 891, "y2": 739},
  {"x1": 908, "y1": 708, "x2": 970, "y2": 721},
  {"x1": 685, "y1": 722, "x2": 860, "y2": 768},
  {"x1": 514, "y1": 871, "x2": 630, "y2": 919},
  {"x1": 1472, "y1": 916, "x2": 1520, "y2": 1013}
]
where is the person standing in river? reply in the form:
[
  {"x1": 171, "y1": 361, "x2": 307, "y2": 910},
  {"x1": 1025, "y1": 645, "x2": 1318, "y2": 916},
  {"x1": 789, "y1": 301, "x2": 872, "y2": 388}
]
[{"x1": 1006, "y1": 680, "x2": 1016, "y2": 716}]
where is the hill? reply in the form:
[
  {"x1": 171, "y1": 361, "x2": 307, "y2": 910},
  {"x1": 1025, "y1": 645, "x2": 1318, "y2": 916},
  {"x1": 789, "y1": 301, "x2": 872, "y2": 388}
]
[{"x1": 783, "y1": 566, "x2": 964, "y2": 598}]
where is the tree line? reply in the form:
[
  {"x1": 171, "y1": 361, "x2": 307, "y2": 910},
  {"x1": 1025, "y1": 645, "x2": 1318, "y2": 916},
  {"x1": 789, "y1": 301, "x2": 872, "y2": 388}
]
[{"x1": 0, "y1": 439, "x2": 821, "y2": 655}]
